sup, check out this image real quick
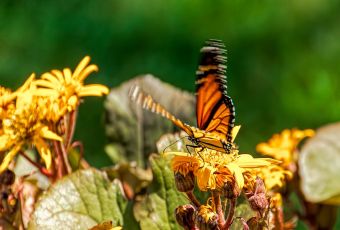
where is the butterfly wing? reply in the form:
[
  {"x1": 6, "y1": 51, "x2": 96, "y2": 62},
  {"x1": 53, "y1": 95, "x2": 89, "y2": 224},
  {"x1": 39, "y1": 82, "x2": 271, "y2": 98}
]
[
  {"x1": 129, "y1": 85, "x2": 194, "y2": 136},
  {"x1": 195, "y1": 39, "x2": 235, "y2": 143}
]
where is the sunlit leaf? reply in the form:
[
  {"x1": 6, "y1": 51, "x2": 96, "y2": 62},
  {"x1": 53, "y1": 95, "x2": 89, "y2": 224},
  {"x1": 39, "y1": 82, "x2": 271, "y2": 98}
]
[
  {"x1": 133, "y1": 154, "x2": 187, "y2": 230},
  {"x1": 28, "y1": 168, "x2": 127, "y2": 230}
]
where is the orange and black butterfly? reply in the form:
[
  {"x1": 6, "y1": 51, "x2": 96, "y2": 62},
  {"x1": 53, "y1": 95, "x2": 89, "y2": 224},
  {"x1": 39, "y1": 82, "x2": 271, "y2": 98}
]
[{"x1": 130, "y1": 39, "x2": 240, "y2": 153}]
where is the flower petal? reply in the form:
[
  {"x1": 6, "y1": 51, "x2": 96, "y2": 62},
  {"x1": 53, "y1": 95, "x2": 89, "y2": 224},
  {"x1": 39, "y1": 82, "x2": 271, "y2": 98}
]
[
  {"x1": 63, "y1": 68, "x2": 73, "y2": 84},
  {"x1": 51, "y1": 70, "x2": 65, "y2": 84},
  {"x1": 41, "y1": 72, "x2": 61, "y2": 86},
  {"x1": 0, "y1": 144, "x2": 22, "y2": 173},
  {"x1": 227, "y1": 163, "x2": 244, "y2": 189},
  {"x1": 77, "y1": 64, "x2": 98, "y2": 82},
  {"x1": 39, "y1": 126, "x2": 63, "y2": 142},
  {"x1": 34, "y1": 138, "x2": 52, "y2": 169},
  {"x1": 73, "y1": 56, "x2": 90, "y2": 79},
  {"x1": 79, "y1": 84, "x2": 109, "y2": 97}
]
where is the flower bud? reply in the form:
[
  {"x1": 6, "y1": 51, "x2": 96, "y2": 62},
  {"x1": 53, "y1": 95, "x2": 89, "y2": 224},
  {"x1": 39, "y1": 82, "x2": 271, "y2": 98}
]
[
  {"x1": 0, "y1": 169, "x2": 15, "y2": 186},
  {"x1": 175, "y1": 204, "x2": 196, "y2": 229},
  {"x1": 222, "y1": 181, "x2": 240, "y2": 199},
  {"x1": 194, "y1": 205, "x2": 219, "y2": 230},
  {"x1": 247, "y1": 178, "x2": 268, "y2": 212},
  {"x1": 174, "y1": 172, "x2": 195, "y2": 192},
  {"x1": 248, "y1": 193, "x2": 268, "y2": 212}
]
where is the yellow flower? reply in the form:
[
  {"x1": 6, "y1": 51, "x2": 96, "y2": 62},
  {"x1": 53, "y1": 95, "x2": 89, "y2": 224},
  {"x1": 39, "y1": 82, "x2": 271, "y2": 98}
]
[
  {"x1": 270, "y1": 192, "x2": 283, "y2": 209},
  {"x1": 0, "y1": 90, "x2": 62, "y2": 173},
  {"x1": 0, "y1": 74, "x2": 35, "y2": 119},
  {"x1": 196, "y1": 204, "x2": 217, "y2": 223},
  {"x1": 170, "y1": 149, "x2": 273, "y2": 191},
  {"x1": 256, "y1": 165, "x2": 293, "y2": 191},
  {"x1": 172, "y1": 155, "x2": 197, "y2": 176},
  {"x1": 256, "y1": 128, "x2": 314, "y2": 166},
  {"x1": 33, "y1": 56, "x2": 109, "y2": 121}
]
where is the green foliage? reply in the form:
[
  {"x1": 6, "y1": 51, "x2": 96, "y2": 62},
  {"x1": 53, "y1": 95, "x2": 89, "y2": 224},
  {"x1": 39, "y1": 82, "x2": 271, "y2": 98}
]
[
  {"x1": 133, "y1": 154, "x2": 187, "y2": 230},
  {"x1": 27, "y1": 155, "x2": 187, "y2": 230},
  {"x1": 28, "y1": 168, "x2": 126, "y2": 230},
  {"x1": 1, "y1": 1, "x2": 340, "y2": 167}
]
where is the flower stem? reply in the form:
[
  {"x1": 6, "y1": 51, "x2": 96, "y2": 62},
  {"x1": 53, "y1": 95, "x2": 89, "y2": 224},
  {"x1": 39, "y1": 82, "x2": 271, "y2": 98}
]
[
  {"x1": 224, "y1": 198, "x2": 236, "y2": 229},
  {"x1": 186, "y1": 191, "x2": 201, "y2": 208},
  {"x1": 60, "y1": 142, "x2": 72, "y2": 174},
  {"x1": 66, "y1": 109, "x2": 78, "y2": 149},
  {"x1": 18, "y1": 188, "x2": 25, "y2": 230},
  {"x1": 53, "y1": 140, "x2": 65, "y2": 179},
  {"x1": 212, "y1": 191, "x2": 225, "y2": 228},
  {"x1": 19, "y1": 150, "x2": 53, "y2": 177}
]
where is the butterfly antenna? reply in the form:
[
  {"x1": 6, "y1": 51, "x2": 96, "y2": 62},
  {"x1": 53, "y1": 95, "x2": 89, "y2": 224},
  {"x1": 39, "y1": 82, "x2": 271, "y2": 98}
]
[
  {"x1": 162, "y1": 135, "x2": 191, "y2": 154},
  {"x1": 129, "y1": 85, "x2": 192, "y2": 134},
  {"x1": 129, "y1": 85, "x2": 177, "y2": 120}
]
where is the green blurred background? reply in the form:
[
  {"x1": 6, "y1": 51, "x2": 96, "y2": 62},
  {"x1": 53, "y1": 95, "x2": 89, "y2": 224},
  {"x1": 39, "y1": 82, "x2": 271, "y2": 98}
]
[
  {"x1": 0, "y1": 0, "x2": 340, "y2": 163},
  {"x1": 1, "y1": 1, "x2": 340, "y2": 227},
  {"x1": 2, "y1": 0, "x2": 340, "y2": 161}
]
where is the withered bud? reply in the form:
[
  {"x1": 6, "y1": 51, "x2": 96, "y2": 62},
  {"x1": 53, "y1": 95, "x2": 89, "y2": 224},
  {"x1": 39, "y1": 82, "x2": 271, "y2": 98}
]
[
  {"x1": 248, "y1": 193, "x2": 268, "y2": 212},
  {"x1": 246, "y1": 177, "x2": 268, "y2": 212},
  {"x1": 174, "y1": 172, "x2": 195, "y2": 192},
  {"x1": 0, "y1": 169, "x2": 15, "y2": 186},
  {"x1": 222, "y1": 181, "x2": 240, "y2": 199},
  {"x1": 194, "y1": 206, "x2": 219, "y2": 230},
  {"x1": 254, "y1": 177, "x2": 266, "y2": 194},
  {"x1": 175, "y1": 204, "x2": 196, "y2": 229}
]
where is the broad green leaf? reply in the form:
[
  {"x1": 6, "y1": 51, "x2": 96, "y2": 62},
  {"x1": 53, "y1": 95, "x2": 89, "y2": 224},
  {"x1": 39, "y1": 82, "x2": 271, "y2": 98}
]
[
  {"x1": 133, "y1": 154, "x2": 188, "y2": 230},
  {"x1": 104, "y1": 75, "x2": 195, "y2": 167},
  {"x1": 299, "y1": 123, "x2": 340, "y2": 204},
  {"x1": 28, "y1": 168, "x2": 126, "y2": 230}
]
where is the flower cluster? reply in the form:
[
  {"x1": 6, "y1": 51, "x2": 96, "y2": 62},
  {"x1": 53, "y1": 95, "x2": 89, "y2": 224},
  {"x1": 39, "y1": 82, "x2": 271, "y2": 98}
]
[
  {"x1": 170, "y1": 128, "x2": 315, "y2": 229},
  {"x1": 170, "y1": 145, "x2": 276, "y2": 229},
  {"x1": 0, "y1": 56, "x2": 108, "y2": 178},
  {"x1": 256, "y1": 128, "x2": 314, "y2": 191},
  {"x1": 255, "y1": 128, "x2": 315, "y2": 228}
]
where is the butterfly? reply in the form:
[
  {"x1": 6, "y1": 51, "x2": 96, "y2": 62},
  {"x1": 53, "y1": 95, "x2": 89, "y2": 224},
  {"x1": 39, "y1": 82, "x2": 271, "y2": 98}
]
[{"x1": 129, "y1": 39, "x2": 240, "y2": 154}]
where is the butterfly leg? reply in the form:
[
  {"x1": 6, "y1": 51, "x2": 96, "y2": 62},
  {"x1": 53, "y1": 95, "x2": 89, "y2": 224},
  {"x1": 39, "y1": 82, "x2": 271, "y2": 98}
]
[
  {"x1": 185, "y1": 144, "x2": 197, "y2": 155},
  {"x1": 185, "y1": 144, "x2": 206, "y2": 163}
]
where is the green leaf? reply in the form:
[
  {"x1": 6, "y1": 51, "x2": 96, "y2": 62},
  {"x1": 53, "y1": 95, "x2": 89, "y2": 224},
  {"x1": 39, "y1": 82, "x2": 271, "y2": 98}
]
[
  {"x1": 28, "y1": 168, "x2": 126, "y2": 230},
  {"x1": 104, "y1": 75, "x2": 195, "y2": 167},
  {"x1": 133, "y1": 154, "x2": 188, "y2": 230}
]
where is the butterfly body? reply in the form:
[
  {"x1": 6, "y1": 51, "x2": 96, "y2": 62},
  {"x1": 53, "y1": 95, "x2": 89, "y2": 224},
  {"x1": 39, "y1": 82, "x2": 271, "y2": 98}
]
[{"x1": 130, "y1": 39, "x2": 239, "y2": 154}]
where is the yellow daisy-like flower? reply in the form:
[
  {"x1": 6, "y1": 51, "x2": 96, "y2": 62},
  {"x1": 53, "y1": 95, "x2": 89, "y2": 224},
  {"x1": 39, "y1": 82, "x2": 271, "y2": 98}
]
[
  {"x1": 170, "y1": 149, "x2": 273, "y2": 191},
  {"x1": 0, "y1": 91, "x2": 62, "y2": 173},
  {"x1": 256, "y1": 128, "x2": 315, "y2": 166},
  {"x1": 172, "y1": 155, "x2": 197, "y2": 176},
  {"x1": 0, "y1": 74, "x2": 35, "y2": 119},
  {"x1": 256, "y1": 165, "x2": 293, "y2": 191},
  {"x1": 33, "y1": 56, "x2": 109, "y2": 121},
  {"x1": 196, "y1": 204, "x2": 217, "y2": 224}
]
